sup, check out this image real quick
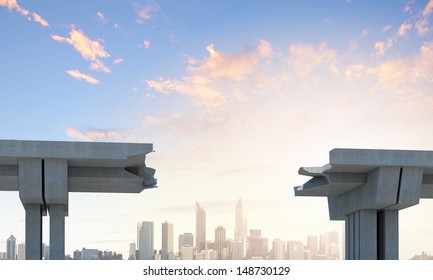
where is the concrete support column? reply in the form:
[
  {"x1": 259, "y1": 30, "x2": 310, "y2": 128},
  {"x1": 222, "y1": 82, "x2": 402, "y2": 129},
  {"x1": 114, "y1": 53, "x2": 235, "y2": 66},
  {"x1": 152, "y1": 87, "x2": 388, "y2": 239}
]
[
  {"x1": 24, "y1": 204, "x2": 43, "y2": 260},
  {"x1": 18, "y1": 158, "x2": 44, "y2": 260},
  {"x1": 378, "y1": 210, "x2": 399, "y2": 260},
  {"x1": 44, "y1": 159, "x2": 68, "y2": 260},
  {"x1": 345, "y1": 210, "x2": 377, "y2": 260},
  {"x1": 49, "y1": 204, "x2": 66, "y2": 260}
]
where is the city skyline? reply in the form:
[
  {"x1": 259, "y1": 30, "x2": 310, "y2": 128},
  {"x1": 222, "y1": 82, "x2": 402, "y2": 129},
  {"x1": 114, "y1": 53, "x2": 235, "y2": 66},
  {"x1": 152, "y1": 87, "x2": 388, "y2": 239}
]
[{"x1": 2, "y1": 0, "x2": 433, "y2": 261}]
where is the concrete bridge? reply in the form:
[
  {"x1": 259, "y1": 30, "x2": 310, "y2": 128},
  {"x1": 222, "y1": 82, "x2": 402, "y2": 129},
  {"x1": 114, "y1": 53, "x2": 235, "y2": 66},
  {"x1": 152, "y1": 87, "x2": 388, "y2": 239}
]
[
  {"x1": 0, "y1": 140, "x2": 157, "y2": 260},
  {"x1": 294, "y1": 148, "x2": 433, "y2": 260}
]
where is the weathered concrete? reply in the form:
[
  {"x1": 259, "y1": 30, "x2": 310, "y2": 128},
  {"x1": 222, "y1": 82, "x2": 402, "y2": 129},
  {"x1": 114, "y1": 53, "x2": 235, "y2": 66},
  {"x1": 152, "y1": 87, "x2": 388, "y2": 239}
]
[
  {"x1": 0, "y1": 140, "x2": 157, "y2": 260},
  {"x1": 294, "y1": 148, "x2": 433, "y2": 260}
]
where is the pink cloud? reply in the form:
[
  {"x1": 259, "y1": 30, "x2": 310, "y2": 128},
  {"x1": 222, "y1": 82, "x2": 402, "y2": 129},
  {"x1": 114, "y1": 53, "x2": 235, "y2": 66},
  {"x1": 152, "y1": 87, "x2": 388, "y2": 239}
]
[
  {"x1": 288, "y1": 42, "x2": 338, "y2": 77},
  {"x1": 192, "y1": 40, "x2": 272, "y2": 81},
  {"x1": 0, "y1": 0, "x2": 49, "y2": 27},
  {"x1": 134, "y1": 3, "x2": 160, "y2": 23},
  {"x1": 66, "y1": 69, "x2": 99, "y2": 84},
  {"x1": 66, "y1": 127, "x2": 132, "y2": 141},
  {"x1": 97, "y1": 12, "x2": 108, "y2": 24},
  {"x1": 146, "y1": 76, "x2": 226, "y2": 107}
]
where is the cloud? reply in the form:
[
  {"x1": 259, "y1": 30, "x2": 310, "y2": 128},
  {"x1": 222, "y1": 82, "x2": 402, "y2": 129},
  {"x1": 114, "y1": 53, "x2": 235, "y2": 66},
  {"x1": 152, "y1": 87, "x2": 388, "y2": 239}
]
[
  {"x1": 191, "y1": 40, "x2": 272, "y2": 81},
  {"x1": 134, "y1": 3, "x2": 160, "y2": 23},
  {"x1": 381, "y1": 25, "x2": 393, "y2": 32},
  {"x1": 51, "y1": 27, "x2": 110, "y2": 72},
  {"x1": 65, "y1": 127, "x2": 133, "y2": 141},
  {"x1": 32, "y1": 12, "x2": 49, "y2": 27},
  {"x1": 96, "y1": 12, "x2": 108, "y2": 24},
  {"x1": 90, "y1": 59, "x2": 111, "y2": 73},
  {"x1": 66, "y1": 69, "x2": 100, "y2": 84},
  {"x1": 288, "y1": 42, "x2": 338, "y2": 77},
  {"x1": 113, "y1": 58, "x2": 124, "y2": 65},
  {"x1": 143, "y1": 40, "x2": 151, "y2": 49},
  {"x1": 374, "y1": 38, "x2": 394, "y2": 56},
  {"x1": 0, "y1": 0, "x2": 49, "y2": 27},
  {"x1": 416, "y1": 0, "x2": 433, "y2": 35},
  {"x1": 398, "y1": 21, "x2": 413, "y2": 36},
  {"x1": 146, "y1": 76, "x2": 226, "y2": 107}
]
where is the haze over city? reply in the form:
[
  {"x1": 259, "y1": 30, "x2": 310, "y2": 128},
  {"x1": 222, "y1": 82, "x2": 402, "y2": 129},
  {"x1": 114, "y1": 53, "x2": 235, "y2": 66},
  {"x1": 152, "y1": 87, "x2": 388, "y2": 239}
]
[{"x1": 1, "y1": 0, "x2": 433, "y2": 260}]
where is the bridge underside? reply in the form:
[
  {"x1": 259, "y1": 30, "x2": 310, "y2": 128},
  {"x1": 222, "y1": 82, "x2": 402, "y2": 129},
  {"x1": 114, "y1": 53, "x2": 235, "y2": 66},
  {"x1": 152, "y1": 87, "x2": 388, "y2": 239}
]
[{"x1": 294, "y1": 148, "x2": 433, "y2": 260}]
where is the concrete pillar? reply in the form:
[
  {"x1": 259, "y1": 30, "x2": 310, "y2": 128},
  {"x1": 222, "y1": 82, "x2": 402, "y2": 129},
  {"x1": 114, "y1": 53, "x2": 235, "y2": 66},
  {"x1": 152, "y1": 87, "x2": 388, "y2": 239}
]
[
  {"x1": 49, "y1": 204, "x2": 66, "y2": 260},
  {"x1": 18, "y1": 158, "x2": 44, "y2": 260},
  {"x1": 24, "y1": 204, "x2": 43, "y2": 260},
  {"x1": 44, "y1": 159, "x2": 68, "y2": 260},
  {"x1": 345, "y1": 210, "x2": 377, "y2": 260},
  {"x1": 378, "y1": 210, "x2": 398, "y2": 260}
]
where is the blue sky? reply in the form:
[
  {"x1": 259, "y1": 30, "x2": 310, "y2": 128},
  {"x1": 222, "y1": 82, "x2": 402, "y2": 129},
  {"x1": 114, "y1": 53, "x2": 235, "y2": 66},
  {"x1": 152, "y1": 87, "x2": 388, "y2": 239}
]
[{"x1": 1, "y1": 0, "x2": 433, "y2": 259}]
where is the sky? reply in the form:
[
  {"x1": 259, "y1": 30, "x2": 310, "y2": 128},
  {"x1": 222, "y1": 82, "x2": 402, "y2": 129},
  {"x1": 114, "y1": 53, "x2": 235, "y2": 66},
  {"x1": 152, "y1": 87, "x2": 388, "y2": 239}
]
[{"x1": 1, "y1": 0, "x2": 433, "y2": 260}]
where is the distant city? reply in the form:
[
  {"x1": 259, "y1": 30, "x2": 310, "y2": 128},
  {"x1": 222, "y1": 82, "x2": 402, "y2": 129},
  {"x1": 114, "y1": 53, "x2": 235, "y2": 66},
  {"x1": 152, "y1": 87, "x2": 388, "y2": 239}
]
[{"x1": 1, "y1": 199, "x2": 430, "y2": 260}]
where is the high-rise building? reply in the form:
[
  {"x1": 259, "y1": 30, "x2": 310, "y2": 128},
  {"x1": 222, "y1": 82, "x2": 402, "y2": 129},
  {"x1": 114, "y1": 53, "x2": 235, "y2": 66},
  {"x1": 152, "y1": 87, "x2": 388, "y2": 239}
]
[
  {"x1": 272, "y1": 239, "x2": 286, "y2": 260},
  {"x1": 6, "y1": 235, "x2": 16, "y2": 260},
  {"x1": 195, "y1": 201, "x2": 206, "y2": 252},
  {"x1": 180, "y1": 246, "x2": 194, "y2": 260},
  {"x1": 287, "y1": 240, "x2": 304, "y2": 260},
  {"x1": 215, "y1": 226, "x2": 226, "y2": 260},
  {"x1": 234, "y1": 199, "x2": 248, "y2": 258},
  {"x1": 178, "y1": 233, "x2": 194, "y2": 252},
  {"x1": 137, "y1": 221, "x2": 154, "y2": 260},
  {"x1": 234, "y1": 199, "x2": 247, "y2": 241},
  {"x1": 161, "y1": 221, "x2": 173, "y2": 260},
  {"x1": 306, "y1": 235, "x2": 318, "y2": 259},
  {"x1": 129, "y1": 243, "x2": 136, "y2": 260},
  {"x1": 247, "y1": 229, "x2": 268, "y2": 259},
  {"x1": 17, "y1": 242, "x2": 25, "y2": 260},
  {"x1": 318, "y1": 230, "x2": 339, "y2": 259}
]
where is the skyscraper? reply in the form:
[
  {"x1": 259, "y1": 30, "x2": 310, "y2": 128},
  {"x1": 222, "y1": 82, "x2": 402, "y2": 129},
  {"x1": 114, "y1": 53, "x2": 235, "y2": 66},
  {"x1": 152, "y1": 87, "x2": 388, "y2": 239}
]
[
  {"x1": 234, "y1": 199, "x2": 247, "y2": 241},
  {"x1": 17, "y1": 242, "x2": 25, "y2": 260},
  {"x1": 234, "y1": 199, "x2": 248, "y2": 258},
  {"x1": 178, "y1": 233, "x2": 194, "y2": 252},
  {"x1": 215, "y1": 226, "x2": 226, "y2": 260},
  {"x1": 195, "y1": 201, "x2": 206, "y2": 252},
  {"x1": 287, "y1": 240, "x2": 304, "y2": 260},
  {"x1": 247, "y1": 229, "x2": 268, "y2": 259},
  {"x1": 161, "y1": 221, "x2": 173, "y2": 260},
  {"x1": 6, "y1": 235, "x2": 16, "y2": 260},
  {"x1": 137, "y1": 221, "x2": 154, "y2": 260},
  {"x1": 272, "y1": 239, "x2": 286, "y2": 260}
]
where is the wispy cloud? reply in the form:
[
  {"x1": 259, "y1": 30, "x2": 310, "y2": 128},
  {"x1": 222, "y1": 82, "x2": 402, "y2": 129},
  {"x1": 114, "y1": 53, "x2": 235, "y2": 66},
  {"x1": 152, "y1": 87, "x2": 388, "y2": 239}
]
[
  {"x1": 146, "y1": 76, "x2": 226, "y2": 107},
  {"x1": 65, "y1": 127, "x2": 133, "y2": 141},
  {"x1": 96, "y1": 11, "x2": 108, "y2": 24},
  {"x1": 51, "y1": 27, "x2": 110, "y2": 72},
  {"x1": 416, "y1": 0, "x2": 433, "y2": 35},
  {"x1": 0, "y1": 0, "x2": 49, "y2": 27},
  {"x1": 288, "y1": 42, "x2": 338, "y2": 77},
  {"x1": 134, "y1": 2, "x2": 160, "y2": 23},
  {"x1": 66, "y1": 69, "x2": 99, "y2": 84},
  {"x1": 113, "y1": 58, "x2": 124, "y2": 65}
]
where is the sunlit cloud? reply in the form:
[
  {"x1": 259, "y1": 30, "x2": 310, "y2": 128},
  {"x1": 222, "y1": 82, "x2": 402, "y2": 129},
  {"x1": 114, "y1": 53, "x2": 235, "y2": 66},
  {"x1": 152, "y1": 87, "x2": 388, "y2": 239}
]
[
  {"x1": 416, "y1": 0, "x2": 433, "y2": 35},
  {"x1": 32, "y1": 12, "x2": 49, "y2": 27},
  {"x1": 51, "y1": 27, "x2": 110, "y2": 72},
  {"x1": 65, "y1": 69, "x2": 100, "y2": 84},
  {"x1": 0, "y1": 0, "x2": 49, "y2": 27},
  {"x1": 381, "y1": 25, "x2": 393, "y2": 32},
  {"x1": 113, "y1": 58, "x2": 124, "y2": 65},
  {"x1": 288, "y1": 42, "x2": 338, "y2": 77},
  {"x1": 143, "y1": 40, "x2": 151, "y2": 49},
  {"x1": 146, "y1": 76, "x2": 226, "y2": 107},
  {"x1": 65, "y1": 127, "x2": 133, "y2": 141},
  {"x1": 374, "y1": 38, "x2": 394, "y2": 56},
  {"x1": 398, "y1": 21, "x2": 413, "y2": 36},
  {"x1": 191, "y1": 40, "x2": 272, "y2": 81},
  {"x1": 134, "y1": 3, "x2": 160, "y2": 23},
  {"x1": 90, "y1": 59, "x2": 111, "y2": 73},
  {"x1": 97, "y1": 11, "x2": 108, "y2": 24}
]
